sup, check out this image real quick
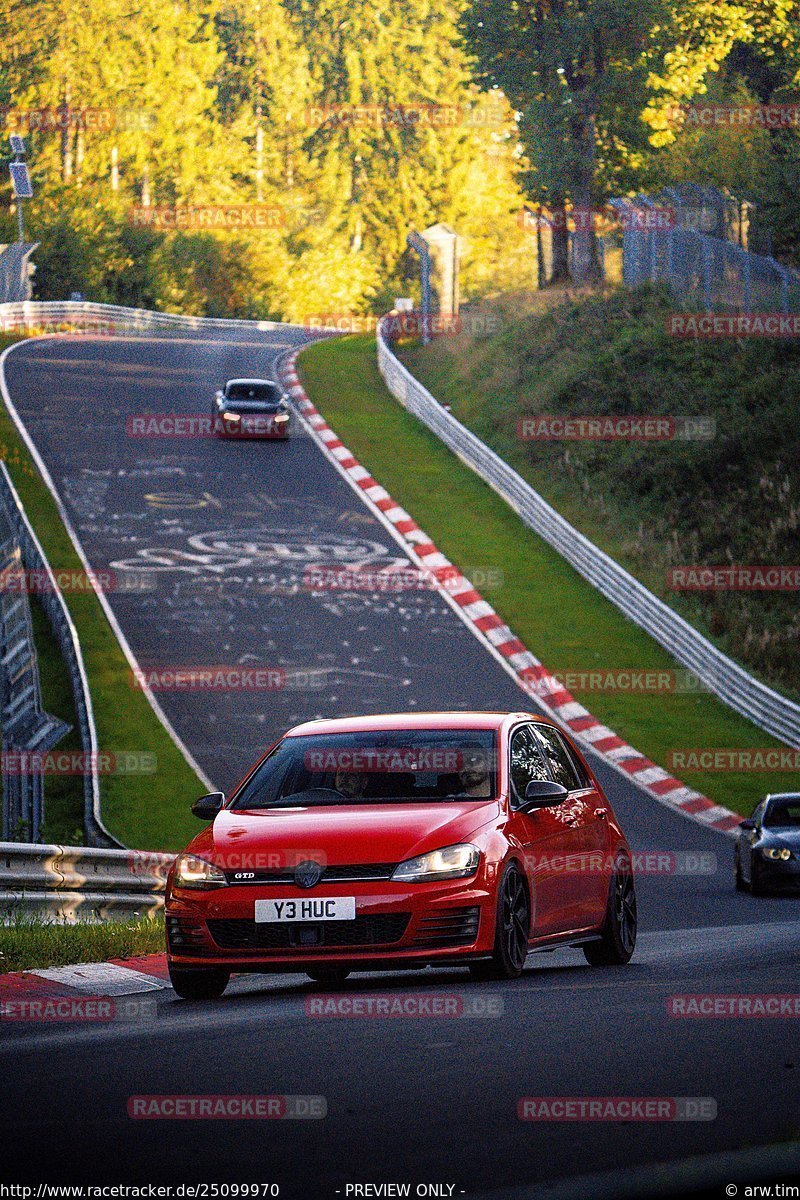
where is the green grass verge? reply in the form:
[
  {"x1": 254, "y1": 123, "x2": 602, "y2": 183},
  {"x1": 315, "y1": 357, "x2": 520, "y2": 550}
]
[
  {"x1": 28, "y1": 599, "x2": 85, "y2": 845},
  {"x1": 0, "y1": 912, "x2": 164, "y2": 974},
  {"x1": 297, "y1": 333, "x2": 793, "y2": 817},
  {"x1": 0, "y1": 333, "x2": 203, "y2": 851}
]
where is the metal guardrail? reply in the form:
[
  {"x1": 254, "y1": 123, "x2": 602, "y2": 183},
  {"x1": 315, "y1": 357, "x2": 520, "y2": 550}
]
[
  {"x1": 0, "y1": 298, "x2": 307, "y2": 337},
  {"x1": 376, "y1": 318, "x2": 800, "y2": 748},
  {"x1": 0, "y1": 487, "x2": 70, "y2": 842},
  {"x1": 0, "y1": 841, "x2": 173, "y2": 921},
  {"x1": 0, "y1": 464, "x2": 120, "y2": 847}
]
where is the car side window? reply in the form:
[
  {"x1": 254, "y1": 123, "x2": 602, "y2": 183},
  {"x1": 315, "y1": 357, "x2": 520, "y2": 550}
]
[
  {"x1": 532, "y1": 725, "x2": 584, "y2": 791},
  {"x1": 509, "y1": 725, "x2": 549, "y2": 807}
]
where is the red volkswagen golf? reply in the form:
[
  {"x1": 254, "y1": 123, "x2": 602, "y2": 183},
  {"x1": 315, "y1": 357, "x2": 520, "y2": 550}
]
[{"x1": 165, "y1": 712, "x2": 637, "y2": 998}]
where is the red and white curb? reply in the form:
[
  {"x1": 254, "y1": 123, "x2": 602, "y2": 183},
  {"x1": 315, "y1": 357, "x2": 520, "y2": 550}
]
[
  {"x1": 280, "y1": 350, "x2": 742, "y2": 838},
  {"x1": 0, "y1": 954, "x2": 170, "y2": 1013}
]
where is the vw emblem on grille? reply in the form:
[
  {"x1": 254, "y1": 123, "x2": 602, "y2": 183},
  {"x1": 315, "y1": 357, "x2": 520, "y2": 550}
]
[{"x1": 294, "y1": 859, "x2": 324, "y2": 889}]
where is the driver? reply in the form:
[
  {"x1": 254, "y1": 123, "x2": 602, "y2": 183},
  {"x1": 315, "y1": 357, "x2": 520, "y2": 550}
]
[
  {"x1": 334, "y1": 768, "x2": 368, "y2": 799},
  {"x1": 457, "y1": 746, "x2": 491, "y2": 798}
]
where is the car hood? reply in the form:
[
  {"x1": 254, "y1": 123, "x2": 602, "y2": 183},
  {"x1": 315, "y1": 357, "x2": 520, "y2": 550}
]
[
  {"x1": 220, "y1": 404, "x2": 282, "y2": 414},
  {"x1": 759, "y1": 827, "x2": 800, "y2": 848},
  {"x1": 186, "y1": 800, "x2": 501, "y2": 870}
]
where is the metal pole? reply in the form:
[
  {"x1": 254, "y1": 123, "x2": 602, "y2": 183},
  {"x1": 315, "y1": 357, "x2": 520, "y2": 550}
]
[{"x1": 16, "y1": 198, "x2": 24, "y2": 243}]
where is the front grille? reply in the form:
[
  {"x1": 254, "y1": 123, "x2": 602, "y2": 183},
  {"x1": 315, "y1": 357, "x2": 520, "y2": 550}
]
[
  {"x1": 411, "y1": 906, "x2": 480, "y2": 949},
  {"x1": 207, "y1": 912, "x2": 411, "y2": 951},
  {"x1": 223, "y1": 863, "x2": 397, "y2": 885},
  {"x1": 166, "y1": 916, "x2": 207, "y2": 952}
]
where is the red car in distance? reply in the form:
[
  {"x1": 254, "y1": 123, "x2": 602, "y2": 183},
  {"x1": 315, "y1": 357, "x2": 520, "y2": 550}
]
[{"x1": 165, "y1": 712, "x2": 637, "y2": 999}]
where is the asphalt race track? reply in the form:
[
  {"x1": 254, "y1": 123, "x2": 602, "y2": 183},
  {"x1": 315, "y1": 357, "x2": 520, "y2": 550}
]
[{"x1": 1, "y1": 331, "x2": 798, "y2": 1197}]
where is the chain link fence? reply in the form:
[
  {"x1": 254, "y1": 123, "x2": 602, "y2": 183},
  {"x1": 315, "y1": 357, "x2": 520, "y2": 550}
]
[{"x1": 606, "y1": 186, "x2": 800, "y2": 314}]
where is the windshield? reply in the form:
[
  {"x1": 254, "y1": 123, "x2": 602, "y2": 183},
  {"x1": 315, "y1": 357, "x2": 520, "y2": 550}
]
[
  {"x1": 231, "y1": 729, "x2": 499, "y2": 809},
  {"x1": 224, "y1": 382, "x2": 281, "y2": 406},
  {"x1": 763, "y1": 801, "x2": 800, "y2": 828}
]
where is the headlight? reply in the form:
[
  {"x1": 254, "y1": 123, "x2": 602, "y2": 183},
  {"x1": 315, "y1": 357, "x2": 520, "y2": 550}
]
[
  {"x1": 392, "y1": 843, "x2": 480, "y2": 883},
  {"x1": 221, "y1": 411, "x2": 241, "y2": 422},
  {"x1": 761, "y1": 847, "x2": 792, "y2": 861},
  {"x1": 173, "y1": 854, "x2": 227, "y2": 889},
  {"x1": 274, "y1": 412, "x2": 289, "y2": 423}
]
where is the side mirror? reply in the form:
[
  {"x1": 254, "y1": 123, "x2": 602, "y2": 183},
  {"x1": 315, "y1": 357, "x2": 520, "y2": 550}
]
[
  {"x1": 739, "y1": 818, "x2": 756, "y2": 832},
  {"x1": 191, "y1": 791, "x2": 225, "y2": 820},
  {"x1": 520, "y1": 780, "x2": 569, "y2": 811}
]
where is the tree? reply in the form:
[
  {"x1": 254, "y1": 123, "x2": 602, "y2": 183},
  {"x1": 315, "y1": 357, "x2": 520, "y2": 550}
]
[{"x1": 462, "y1": 0, "x2": 797, "y2": 280}]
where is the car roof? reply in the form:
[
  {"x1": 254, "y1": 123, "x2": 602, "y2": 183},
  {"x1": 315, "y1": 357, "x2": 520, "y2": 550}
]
[
  {"x1": 224, "y1": 377, "x2": 278, "y2": 388},
  {"x1": 286, "y1": 711, "x2": 556, "y2": 737},
  {"x1": 766, "y1": 792, "x2": 800, "y2": 803}
]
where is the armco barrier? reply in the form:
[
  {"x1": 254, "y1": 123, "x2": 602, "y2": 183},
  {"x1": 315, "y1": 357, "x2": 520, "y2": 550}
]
[
  {"x1": 0, "y1": 841, "x2": 174, "y2": 921},
  {"x1": 0, "y1": 464, "x2": 119, "y2": 848},
  {"x1": 0, "y1": 298, "x2": 310, "y2": 338},
  {"x1": 376, "y1": 317, "x2": 800, "y2": 747}
]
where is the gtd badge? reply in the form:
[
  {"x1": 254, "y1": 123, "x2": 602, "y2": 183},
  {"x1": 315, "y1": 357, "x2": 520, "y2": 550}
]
[
  {"x1": 234, "y1": 872, "x2": 255, "y2": 880},
  {"x1": 294, "y1": 860, "x2": 324, "y2": 889}
]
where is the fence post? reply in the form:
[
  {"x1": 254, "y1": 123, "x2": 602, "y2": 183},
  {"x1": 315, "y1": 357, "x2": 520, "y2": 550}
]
[
  {"x1": 741, "y1": 246, "x2": 752, "y2": 313},
  {"x1": 701, "y1": 238, "x2": 712, "y2": 314},
  {"x1": 775, "y1": 262, "x2": 790, "y2": 316}
]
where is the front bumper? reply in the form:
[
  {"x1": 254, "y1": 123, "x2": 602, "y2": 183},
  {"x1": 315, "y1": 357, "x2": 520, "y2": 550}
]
[
  {"x1": 755, "y1": 855, "x2": 800, "y2": 890},
  {"x1": 215, "y1": 425, "x2": 290, "y2": 440},
  {"x1": 166, "y1": 879, "x2": 495, "y2": 971}
]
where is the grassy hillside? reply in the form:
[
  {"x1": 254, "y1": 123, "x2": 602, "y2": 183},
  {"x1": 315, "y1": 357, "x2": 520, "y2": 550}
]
[{"x1": 400, "y1": 286, "x2": 800, "y2": 702}]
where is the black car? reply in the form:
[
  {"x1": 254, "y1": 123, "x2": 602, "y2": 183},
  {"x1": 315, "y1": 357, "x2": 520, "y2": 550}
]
[
  {"x1": 735, "y1": 792, "x2": 800, "y2": 894},
  {"x1": 213, "y1": 377, "x2": 292, "y2": 439}
]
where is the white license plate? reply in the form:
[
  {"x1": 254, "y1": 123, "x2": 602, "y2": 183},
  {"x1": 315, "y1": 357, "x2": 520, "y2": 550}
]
[{"x1": 255, "y1": 897, "x2": 356, "y2": 923}]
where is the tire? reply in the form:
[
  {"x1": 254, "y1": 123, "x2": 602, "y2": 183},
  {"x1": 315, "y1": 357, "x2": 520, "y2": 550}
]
[
  {"x1": 475, "y1": 862, "x2": 530, "y2": 981},
  {"x1": 305, "y1": 968, "x2": 351, "y2": 987},
  {"x1": 583, "y1": 863, "x2": 637, "y2": 966},
  {"x1": 750, "y1": 859, "x2": 768, "y2": 896},
  {"x1": 735, "y1": 850, "x2": 748, "y2": 892},
  {"x1": 168, "y1": 964, "x2": 230, "y2": 1000}
]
